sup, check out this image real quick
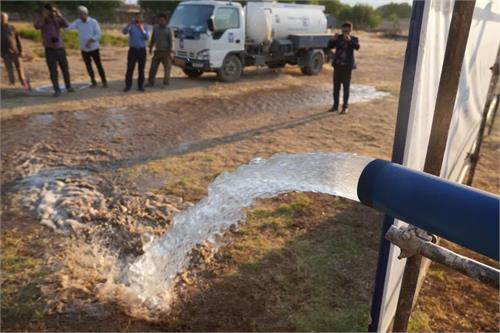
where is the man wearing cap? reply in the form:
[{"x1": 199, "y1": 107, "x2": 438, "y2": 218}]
[
  {"x1": 67, "y1": 6, "x2": 107, "y2": 88},
  {"x1": 34, "y1": 4, "x2": 73, "y2": 97}
]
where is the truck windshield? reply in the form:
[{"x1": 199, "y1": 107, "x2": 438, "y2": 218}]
[{"x1": 169, "y1": 4, "x2": 214, "y2": 31}]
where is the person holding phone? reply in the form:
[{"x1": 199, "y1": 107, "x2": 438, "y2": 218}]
[
  {"x1": 328, "y1": 21, "x2": 360, "y2": 114},
  {"x1": 122, "y1": 13, "x2": 149, "y2": 92},
  {"x1": 34, "y1": 4, "x2": 73, "y2": 97}
]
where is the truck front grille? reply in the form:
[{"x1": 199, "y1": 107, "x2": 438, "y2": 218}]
[{"x1": 176, "y1": 50, "x2": 195, "y2": 58}]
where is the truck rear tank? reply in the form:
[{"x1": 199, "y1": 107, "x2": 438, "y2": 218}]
[{"x1": 245, "y1": 2, "x2": 328, "y2": 45}]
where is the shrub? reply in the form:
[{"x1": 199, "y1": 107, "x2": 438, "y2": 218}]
[
  {"x1": 376, "y1": 3, "x2": 412, "y2": 20},
  {"x1": 18, "y1": 29, "x2": 42, "y2": 42},
  {"x1": 18, "y1": 28, "x2": 128, "y2": 49},
  {"x1": 62, "y1": 30, "x2": 80, "y2": 50},
  {"x1": 100, "y1": 34, "x2": 129, "y2": 47},
  {"x1": 338, "y1": 4, "x2": 383, "y2": 30}
]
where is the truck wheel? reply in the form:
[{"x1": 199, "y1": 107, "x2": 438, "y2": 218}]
[
  {"x1": 183, "y1": 68, "x2": 204, "y2": 78},
  {"x1": 218, "y1": 55, "x2": 242, "y2": 82},
  {"x1": 301, "y1": 50, "x2": 324, "y2": 75}
]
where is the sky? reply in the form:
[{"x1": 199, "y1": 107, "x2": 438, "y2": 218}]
[
  {"x1": 340, "y1": 0, "x2": 411, "y2": 6},
  {"x1": 125, "y1": 0, "x2": 412, "y2": 7}
]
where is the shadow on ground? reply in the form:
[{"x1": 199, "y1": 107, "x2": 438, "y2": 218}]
[
  {"x1": 0, "y1": 67, "x2": 295, "y2": 108},
  {"x1": 165, "y1": 196, "x2": 383, "y2": 332}
]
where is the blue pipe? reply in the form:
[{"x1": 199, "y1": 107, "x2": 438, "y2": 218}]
[{"x1": 357, "y1": 159, "x2": 500, "y2": 260}]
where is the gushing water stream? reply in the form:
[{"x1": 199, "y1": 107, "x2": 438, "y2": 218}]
[{"x1": 125, "y1": 152, "x2": 373, "y2": 311}]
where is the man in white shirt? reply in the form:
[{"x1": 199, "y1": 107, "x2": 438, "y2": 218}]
[{"x1": 67, "y1": 6, "x2": 107, "y2": 87}]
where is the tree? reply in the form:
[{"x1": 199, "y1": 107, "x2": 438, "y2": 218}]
[
  {"x1": 376, "y1": 2, "x2": 412, "y2": 19},
  {"x1": 312, "y1": 0, "x2": 348, "y2": 18},
  {"x1": 309, "y1": 0, "x2": 381, "y2": 29},
  {"x1": 1, "y1": 1, "x2": 46, "y2": 13},
  {"x1": 137, "y1": 0, "x2": 181, "y2": 16},
  {"x1": 1, "y1": 0, "x2": 122, "y2": 21},
  {"x1": 58, "y1": 1, "x2": 122, "y2": 20}
]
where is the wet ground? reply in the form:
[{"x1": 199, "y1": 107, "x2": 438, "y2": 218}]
[
  {"x1": 1, "y1": 69, "x2": 394, "y2": 329},
  {"x1": 1, "y1": 82, "x2": 387, "y2": 185},
  {"x1": 1, "y1": 31, "x2": 498, "y2": 332}
]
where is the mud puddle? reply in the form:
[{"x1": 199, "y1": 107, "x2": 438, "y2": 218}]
[
  {"x1": 7, "y1": 164, "x2": 193, "y2": 319},
  {"x1": 1, "y1": 83, "x2": 388, "y2": 184}
]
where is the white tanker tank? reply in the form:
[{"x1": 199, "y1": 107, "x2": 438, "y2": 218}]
[{"x1": 245, "y1": 1, "x2": 327, "y2": 45}]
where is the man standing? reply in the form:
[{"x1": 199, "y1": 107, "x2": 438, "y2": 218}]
[
  {"x1": 34, "y1": 4, "x2": 73, "y2": 97},
  {"x1": 1, "y1": 12, "x2": 26, "y2": 87},
  {"x1": 67, "y1": 6, "x2": 107, "y2": 88},
  {"x1": 146, "y1": 13, "x2": 172, "y2": 87},
  {"x1": 328, "y1": 21, "x2": 360, "y2": 114},
  {"x1": 123, "y1": 13, "x2": 149, "y2": 92}
]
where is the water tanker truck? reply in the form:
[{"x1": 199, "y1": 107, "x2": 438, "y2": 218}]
[{"x1": 169, "y1": 1, "x2": 332, "y2": 82}]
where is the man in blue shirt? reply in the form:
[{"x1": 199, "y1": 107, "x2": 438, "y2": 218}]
[{"x1": 122, "y1": 13, "x2": 149, "y2": 92}]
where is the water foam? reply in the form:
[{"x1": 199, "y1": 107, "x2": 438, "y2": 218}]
[{"x1": 125, "y1": 152, "x2": 373, "y2": 311}]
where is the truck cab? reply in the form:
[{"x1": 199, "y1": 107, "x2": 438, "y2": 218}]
[{"x1": 169, "y1": 1, "x2": 245, "y2": 81}]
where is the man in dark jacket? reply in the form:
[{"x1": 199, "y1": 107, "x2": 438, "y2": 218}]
[
  {"x1": 1, "y1": 12, "x2": 26, "y2": 87},
  {"x1": 34, "y1": 4, "x2": 74, "y2": 97},
  {"x1": 328, "y1": 21, "x2": 360, "y2": 114}
]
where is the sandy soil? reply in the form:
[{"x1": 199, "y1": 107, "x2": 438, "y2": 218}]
[{"x1": 1, "y1": 30, "x2": 498, "y2": 332}]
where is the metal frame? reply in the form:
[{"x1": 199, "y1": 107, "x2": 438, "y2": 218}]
[
  {"x1": 368, "y1": 1, "x2": 426, "y2": 331},
  {"x1": 385, "y1": 226, "x2": 499, "y2": 289},
  {"x1": 392, "y1": 1, "x2": 477, "y2": 331}
]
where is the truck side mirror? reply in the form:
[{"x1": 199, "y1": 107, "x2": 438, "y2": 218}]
[{"x1": 207, "y1": 17, "x2": 215, "y2": 32}]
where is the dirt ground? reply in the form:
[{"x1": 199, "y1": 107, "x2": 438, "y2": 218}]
[{"x1": 1, "y1": 30, "x2": 498, "y2": 332}]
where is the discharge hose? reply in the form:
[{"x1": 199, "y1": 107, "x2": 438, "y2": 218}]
[{"x1": 357, "y1": 159, "x2": 499, "y2": 260}]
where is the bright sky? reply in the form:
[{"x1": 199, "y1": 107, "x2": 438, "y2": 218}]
[
  {"x1": 341, "y1": 0, "x2": 411, "y2": 6},
  {"x1": 125, "y1": 0, "x2": 412, "y2": 8}
]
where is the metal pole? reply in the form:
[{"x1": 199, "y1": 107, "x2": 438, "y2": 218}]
[
  {"x1": 487, "y1": 94, "x2": 499, "y2": 136},
  {"x1": 465, "y1": 47, "x2": 500, "y2": 185},
  {"x1": 385, "y1": 226, "x2": 499, "y2": 289},
  {"x1": 392, "y1": 1, "x2": 476, "y2": 331}
]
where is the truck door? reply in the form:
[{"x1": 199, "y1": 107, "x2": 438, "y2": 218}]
[{"x1": 210, "y1": 6, "x2": 245, "y2": 68}]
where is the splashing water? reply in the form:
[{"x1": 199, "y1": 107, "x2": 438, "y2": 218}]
[{"x1": 125, "y1": 152, "x2": 373, "y2": 311}]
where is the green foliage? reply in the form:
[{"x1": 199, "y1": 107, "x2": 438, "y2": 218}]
[
  {"x1": 18, "y1": 27, "x2": 128, "y2": 49},
  {"x1": 310, "y1": 0, "x2": 382, "y2": 29},
  {"x1": 138, "y1": 0, "x2": 181, "y2": 15},
  {"x1": 1, "y1": 0, "x2": 122, "y2": 21},
  {"x1": 229, "y1": 196, "x2": 375, "y2": 331},
  {"x1": 63, "y1": 30, "x2": 80, "y2": 49},
  {"x1": 56, "y1": 1, "x2": 122, "y2": 19},
  {"x1": 346, "y1": 4, "x2": 383, "y2": 30},
  {"x1": 0, "y1": 231, "x2": 49, "y2": 327},
  {"x1": 312, "y1": 0, "x2": 348, "y2": 18},
  {"x1": 99, "y1": 33, "x2": 129, "y2": 47},
  {"x1": 0, "y1": 0, "x2": 45, "y2": 13},
  {"x1": 376, "y1": 2, "x2": 412, "y2": 19},
  {"x1": 136, "y1": 0, "x2": 383, "y2": 30},
  {"x1": 18, "y1": 28, "x2": 42, "y2": 42}
]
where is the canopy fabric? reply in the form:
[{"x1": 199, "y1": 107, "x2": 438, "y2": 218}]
[{"x1": 372, "y1": 1, "x2": 500, "y2": 332}]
